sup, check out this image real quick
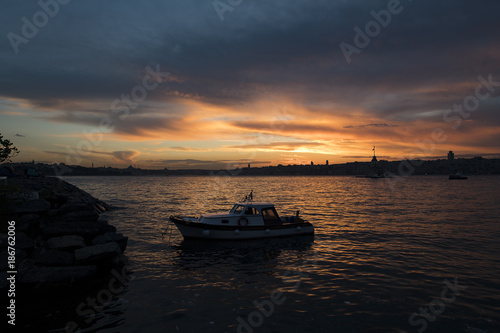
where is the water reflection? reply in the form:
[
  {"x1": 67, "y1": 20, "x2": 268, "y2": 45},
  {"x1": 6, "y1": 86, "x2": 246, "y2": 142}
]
[
  {"x1": 172, "y1": 235, "x2": 314, "y2": 270},
  {"x1": 60, "y1": 175, "x2": 500, "y2": 333}
]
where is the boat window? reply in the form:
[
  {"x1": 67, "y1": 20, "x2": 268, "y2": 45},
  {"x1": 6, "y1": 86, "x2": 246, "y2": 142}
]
[
  {"x1": 232, "y1": 205, "x2": 244, "y2": 214},
  {"x1": 244, "y1": 207, "x2": 260, "y2": 215},
  {"x1": 261, "y1": 207, "x2": 278, "y2": 219}
]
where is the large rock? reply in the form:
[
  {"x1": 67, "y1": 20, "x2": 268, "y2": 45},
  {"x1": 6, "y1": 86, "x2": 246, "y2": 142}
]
[
  {"x1": 42, "y1": 221, "x2": 113, "y2": 238},
  {"x1": 0, "y1": 234, "x2": 7, "y2": 249},
  {"x1": 15, "y1": 232, "x2": 35, "y2": 250},
  {"x1": 18, "y1": 263, "x2": 97, "y2": 284},
  {"x1": 92, "y1": 232, "x2": 128, "y2": 252},
  {"x1": 47, "y1": 235, "x2": 85, "y2": 250},
  {"x1": 0, "y1": 272, "x2": 8, "y2": 289},
  {"x1": 56, "y1": 202, "x2": 93, "y2": 214},
  {"x1": 45, "y1": 194, "x2": 69, "y2": 209},
  {"x1": 17, "y1": 214, "x2": 40, "y2": 232},
  {"x1": 94, "y1": 203, "x2": 108, "y2": 213},
  {"x1": 15, "y1": 198, "x2": 50, "y2": 214},
  {"x1": 74, "y1": 242, "x2": 121, "y2": 265},
  {"x1": 19, "y1": 213, "x2": 40, "y2": 223},
  {"x1": 16, "y1": 249, "x2": 27, "y2": 264},
  {"x1": 0, "y1": 250, "x2": 8, "y2": 271},
  {"x1": 59, "y1": 210, "x2": 99, "y2": 222},
  {"x1": 34, "y1": 249, "x2": 75, "y2": 266}
]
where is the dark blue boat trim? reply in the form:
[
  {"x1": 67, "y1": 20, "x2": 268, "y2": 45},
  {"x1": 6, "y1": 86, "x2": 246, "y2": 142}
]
[{"x1": 170, "y1": 216, "x2": 314, "y2": 232}]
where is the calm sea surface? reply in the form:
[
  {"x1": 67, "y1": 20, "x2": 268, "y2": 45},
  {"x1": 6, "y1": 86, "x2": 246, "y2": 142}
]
[{"x1": 22, "y1": 175, "x2": 500, "y2": 333}]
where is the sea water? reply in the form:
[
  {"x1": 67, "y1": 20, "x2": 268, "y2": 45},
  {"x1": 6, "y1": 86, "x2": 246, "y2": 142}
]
[{"x1": 20, "y1": 175, "x2": 500, "y2": 333}]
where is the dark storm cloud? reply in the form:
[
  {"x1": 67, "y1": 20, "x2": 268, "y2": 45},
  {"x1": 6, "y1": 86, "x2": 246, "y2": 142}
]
[
  {"x1": 231, "y1": 121, "x2": 340, "y2": 135},
  {"x1": 43, "y1": 109, "x2": 184, "y2": 137},
  {"x1": 1, "y1": 0, "x2": 500, "y2": 125},
  {"x1": 45, "y1": 149, "x2": 137, "y2": 164},
  {"x1": 226, "y1": 141, "x2": 327, "y2": 151},
  {"x1": 343, "y1": 123, "x2": 397, "y2": 129}
]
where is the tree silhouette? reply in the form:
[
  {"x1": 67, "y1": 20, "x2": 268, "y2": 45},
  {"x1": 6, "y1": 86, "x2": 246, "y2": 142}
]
[{"x1": 0, "y1": 134, "x2": 19, "y2": 163}]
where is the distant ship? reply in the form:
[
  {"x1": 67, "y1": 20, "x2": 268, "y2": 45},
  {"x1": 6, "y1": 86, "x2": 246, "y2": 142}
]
[{"x1": 449, "y1": 172, "x2": 468, "y2": 180}]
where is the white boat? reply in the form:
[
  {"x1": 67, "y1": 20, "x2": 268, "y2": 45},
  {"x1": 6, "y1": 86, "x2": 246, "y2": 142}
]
[{"x1": 169, "y1": 199, "x2": 314, "y2": 240}]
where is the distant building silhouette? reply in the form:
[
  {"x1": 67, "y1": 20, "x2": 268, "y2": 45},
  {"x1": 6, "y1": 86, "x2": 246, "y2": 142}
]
[
  {"x1": 371, "y1": 146, "x2": 378, "y2": 167},
  {"x1": 4, "y1": 152, "x2": 500, "y2": 177},
  {"x1": 448, "y1": 151, "x2": 454, "y2": 161},
  {"x1": 326, "y1": 160, "x2": 329, "y2": 165}
]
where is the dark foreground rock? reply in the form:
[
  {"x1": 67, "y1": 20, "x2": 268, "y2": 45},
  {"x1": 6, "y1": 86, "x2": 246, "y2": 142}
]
[
  {"x1": 34, "y1": 249, "x2": 75, "y2": 266},
  {"x1": 16, "y1": 198, "x2": 51, "y2": 214},
  {"x1": 41, "y1": 220, "x2": 113, "y2": 238},
  {"x1": 92, "y1": 232, "x2": 128, "y2": 252},
  {"x1": 0, "y1": 177, "x2": 127, "y2": 290},
  {"x1": 18, "y1": 263, "x2": 97, "y2": 284},
  {"x1": 47, "y1": 235, "x2": 86, "y2": 250},
  {"x1": 75, "y1": 242, "x2": 121, "y2": 265}
]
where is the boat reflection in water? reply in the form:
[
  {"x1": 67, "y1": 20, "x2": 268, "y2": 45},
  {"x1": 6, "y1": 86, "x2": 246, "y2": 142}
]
[{"x1": 171, "y1": 234, "x2": 315, "y2": 270}]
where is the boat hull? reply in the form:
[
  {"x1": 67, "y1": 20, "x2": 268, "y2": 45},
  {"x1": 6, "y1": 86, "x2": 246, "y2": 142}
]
[
  {"x1": 449, "y1": 175, "x2": 468, "y2": 179},
  {"x1": 170, "y1": 216, "x2": 314, "y2": 240}
]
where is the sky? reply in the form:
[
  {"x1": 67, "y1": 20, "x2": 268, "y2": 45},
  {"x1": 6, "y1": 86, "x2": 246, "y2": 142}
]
[{"x1": 1, "y1": 0, "x2": 499, "y2": 169}]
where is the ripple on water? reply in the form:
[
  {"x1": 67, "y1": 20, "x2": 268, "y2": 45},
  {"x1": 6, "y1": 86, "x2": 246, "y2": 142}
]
[{"x1": 50, "y1": 175, "x2": 500, "y2": 333}]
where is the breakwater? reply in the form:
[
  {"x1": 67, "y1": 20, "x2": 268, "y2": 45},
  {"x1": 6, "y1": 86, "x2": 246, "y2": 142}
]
[{"x1": 0, "y1": 176, "x2": 128, "y2": 290}]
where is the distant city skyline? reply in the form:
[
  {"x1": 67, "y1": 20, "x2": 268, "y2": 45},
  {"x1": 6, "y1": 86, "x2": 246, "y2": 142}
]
[
  {"x1": 1, "y1": 1, "x2": 499, "y2": 169},
  {"x1": 7, "y1": 151, "x2": 500, "y2": 173}
]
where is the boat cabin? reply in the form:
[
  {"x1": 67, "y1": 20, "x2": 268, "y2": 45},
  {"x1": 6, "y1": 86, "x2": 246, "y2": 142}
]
[
  {"x1": 198, "y1": 202, "x2": 288, "y2": 227},
  {"x1": 230, "y1": 202, "x2": 282, "y2": 226}
]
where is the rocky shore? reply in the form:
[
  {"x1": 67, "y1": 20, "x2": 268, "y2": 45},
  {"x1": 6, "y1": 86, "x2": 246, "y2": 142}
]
[{"x1": 0, "y1": 177, "x2": 128, "y2": 290}]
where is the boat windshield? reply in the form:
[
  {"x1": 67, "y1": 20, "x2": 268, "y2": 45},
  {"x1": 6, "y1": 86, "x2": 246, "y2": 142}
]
[
  {"x1": 244, "y1": 207, "x2": 260, "y2": 215},
  {"x1": 232, "y1": 205, "x2": 245, "y2": 214},
  {"x1": 262, "y1": 207, "x2": 279, "y2": 219}
]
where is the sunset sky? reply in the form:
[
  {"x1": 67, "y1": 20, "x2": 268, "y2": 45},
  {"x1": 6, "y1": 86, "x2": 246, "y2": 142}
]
[{"x1": 1, "y1": 0, "x2": 499, "y2": 169}]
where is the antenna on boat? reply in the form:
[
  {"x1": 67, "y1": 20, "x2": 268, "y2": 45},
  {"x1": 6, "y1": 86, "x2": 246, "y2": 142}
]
[{"x1": 244, "y1": 190, "x2": 254, "y2": 202}]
